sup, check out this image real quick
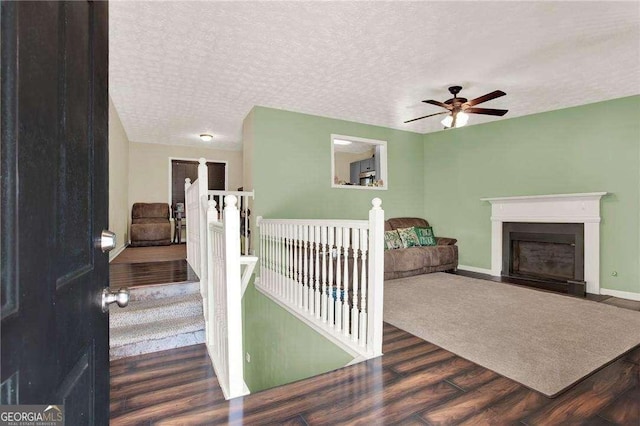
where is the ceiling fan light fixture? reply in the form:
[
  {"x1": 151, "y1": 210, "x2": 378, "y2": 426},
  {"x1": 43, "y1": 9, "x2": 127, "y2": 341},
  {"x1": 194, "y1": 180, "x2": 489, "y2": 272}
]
[
  {"x1": 199, "y1": 133, "x2": 214, "y2": 142},
  {"x1": 441, "y1": 111, "x2": 469, "y2": 128}
]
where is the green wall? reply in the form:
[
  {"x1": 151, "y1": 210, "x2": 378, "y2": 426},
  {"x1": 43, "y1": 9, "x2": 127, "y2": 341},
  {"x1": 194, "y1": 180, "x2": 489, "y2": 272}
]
[
  {"x1": 251, "y1": 106, "x2": 425, "y2": 220},
  {"x1": 242, "y1": 106, "x2": 426, "y2": 391},
  {"x1": 242, "y1": 280, "x2": 353, "y2": 392},
  {"x1": 423, "y1": 96, "x2": 640, "y2": 294}
]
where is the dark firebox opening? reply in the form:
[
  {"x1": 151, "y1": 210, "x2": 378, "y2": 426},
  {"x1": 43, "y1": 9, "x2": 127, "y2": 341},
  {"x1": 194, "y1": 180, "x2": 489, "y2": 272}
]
[{"x1": 502, "y1": 222, "x2": 585, "y2": 295}]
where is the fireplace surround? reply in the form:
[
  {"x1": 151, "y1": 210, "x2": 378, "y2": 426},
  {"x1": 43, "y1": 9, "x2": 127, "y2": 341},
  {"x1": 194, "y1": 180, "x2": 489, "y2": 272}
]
[{"x1": 482, "y1": 192, "x2": 606, "y2": 295}]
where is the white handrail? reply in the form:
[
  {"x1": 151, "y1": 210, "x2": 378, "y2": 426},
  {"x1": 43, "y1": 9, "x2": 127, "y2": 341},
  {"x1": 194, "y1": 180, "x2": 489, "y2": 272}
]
[
  {"x1": 256, "y1": 218, "x2": 369, "y2": 229},
  {"x1": 256, "y1": 198, "x2": 385, "y2": 359}
]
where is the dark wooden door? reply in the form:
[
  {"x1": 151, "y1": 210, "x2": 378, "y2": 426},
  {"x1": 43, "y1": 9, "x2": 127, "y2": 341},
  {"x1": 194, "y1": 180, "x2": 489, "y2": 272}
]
[
  {"x1": 1, "y1": 2, "x2": 109, "y2": 424},
  {"x1": 171, "y1": 160, "x2": 226, "y2": 212}
]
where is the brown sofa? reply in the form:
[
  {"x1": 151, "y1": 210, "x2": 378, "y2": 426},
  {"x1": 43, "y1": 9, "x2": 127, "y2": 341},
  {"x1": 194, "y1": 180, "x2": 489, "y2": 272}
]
[
  {"x1": 130, "y1": 203, "x2": 171, "y2": 247},
  {"x1": 384, "y1": 217, "x2": 458, "y2": 280}
]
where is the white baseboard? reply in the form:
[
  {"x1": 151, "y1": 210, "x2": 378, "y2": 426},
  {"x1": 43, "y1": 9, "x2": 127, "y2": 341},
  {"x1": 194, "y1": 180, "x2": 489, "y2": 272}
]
[
  {"x1": 457, "y1": 265, "x2": 496, "y2": 276},
  {"x1": 109, "y1": 243, "x2": 128, "y2": 263},
  {"x1": 600, "y1": 288, "x2": 640, "y2": 301}
]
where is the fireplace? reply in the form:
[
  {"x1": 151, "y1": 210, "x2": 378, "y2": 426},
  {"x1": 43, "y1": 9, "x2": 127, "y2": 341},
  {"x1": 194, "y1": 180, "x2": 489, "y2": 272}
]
[
  {"x1": 482, "y1": 192, "x2": 606, "y2": 295},
  {"x1": 502, "y1": 223, "x2": 585, "y2": 294}
]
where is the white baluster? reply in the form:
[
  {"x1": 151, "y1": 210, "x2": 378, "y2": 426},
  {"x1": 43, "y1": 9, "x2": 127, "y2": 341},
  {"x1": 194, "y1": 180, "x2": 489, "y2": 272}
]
[
  {"x1": 303, "y1": 225, "x2": 309, "y2": 312},
  {"x1": 287, "y1": 224, "x2": 293, "y2": 303},
  {"x1": 360, "y1": 228, "x2": 368, "y2": 348},
  {"x1": 328, "y1": 226, "x2": 335, "y2": 328},
  {"x1": 271, "y1": 223, "x2": 276, "y2": 292},
  {"x1": 243, "y1": 196, "x2": 249, "y2": 255},
  {"x1": 335, "y1": 227, "x2": 342, "y2": 332},
  {"x1": 321, "y1": 226, "x2": 328, "y2": 323},
  {"x1": 272, "y1": 223, "x2": 276, "y2": 292},
  {"x1": 282, "y1": 224, "x2": 286, "y2": 298},
  {"x1": 276, "y1": 224, "x2": 284, "y2": 297},
  {"x1": 298, "y1": 225, "x2": 303, "y2": 308},
  {"x1": 260, "y1": 222, "x2": 265, "y2": 287},
  {"x1": 351, "y1": 229, "x2": 360, "y2": 342},
  {"x1": 308, "y1": 225, "x2": 314, "y2": 315},
  {"x1": 314, "y1": 226, "x2": 321, "y2": 319},
  {"x1": 342, "y1": 227, "x2": 350, "y2": 337},
  {"x1": 267, "y1": 223, "x2": 272, "y2": 291}
]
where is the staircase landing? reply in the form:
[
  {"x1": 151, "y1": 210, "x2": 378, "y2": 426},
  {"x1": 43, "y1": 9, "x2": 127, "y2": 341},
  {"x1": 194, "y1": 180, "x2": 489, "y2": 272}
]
[{"x1": 109, "y1": 245, "x2": 205, "y2": 360}]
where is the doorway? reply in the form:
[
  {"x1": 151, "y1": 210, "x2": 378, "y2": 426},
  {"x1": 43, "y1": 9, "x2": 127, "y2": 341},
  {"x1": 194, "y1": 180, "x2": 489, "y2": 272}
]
[{"x1": 170, "y1": 159, "x2": 226, "y2": 215}]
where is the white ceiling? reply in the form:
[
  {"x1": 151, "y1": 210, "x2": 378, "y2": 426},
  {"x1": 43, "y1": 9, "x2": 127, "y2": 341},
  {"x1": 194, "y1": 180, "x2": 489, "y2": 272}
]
[
  {"x1": 334, "y1": 139, "x2": 376, "y2": 154},
  {"x1": 109, "y1": 1, "x2": 640, "y2": 151}
]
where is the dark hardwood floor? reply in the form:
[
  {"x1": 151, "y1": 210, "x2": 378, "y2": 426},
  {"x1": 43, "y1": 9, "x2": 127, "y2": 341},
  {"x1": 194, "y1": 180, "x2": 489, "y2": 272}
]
[
  {"x1": 109, "y1": 262, "x2": 639, "y2": 424},
  {"x1": 110, "y1": 322, "x2": 640, "y2": 425},
  {"x1": 109, "y1": 259, "x2": 197, "y2": 288},
  {"x1": 109, "y1": 245, "x2": 196, "y2": 288}
]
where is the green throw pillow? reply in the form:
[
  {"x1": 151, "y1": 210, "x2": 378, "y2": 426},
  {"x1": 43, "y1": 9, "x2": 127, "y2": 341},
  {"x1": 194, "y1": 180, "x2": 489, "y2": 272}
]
[
  {"x1": 414, "y1": 226, "x2": 437, "y2": 246},
  {"x1": 384, "y1": 230, "x2": 403, "y2": 250},
  {"x1": 397, "y1": 227, "x2": 421, "y2": 248}
]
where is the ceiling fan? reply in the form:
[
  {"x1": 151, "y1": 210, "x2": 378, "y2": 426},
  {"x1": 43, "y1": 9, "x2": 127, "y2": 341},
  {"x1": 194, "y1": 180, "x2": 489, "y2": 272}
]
[{"x1": 405, "y1": 86, "x2": 508, "y2": 128}]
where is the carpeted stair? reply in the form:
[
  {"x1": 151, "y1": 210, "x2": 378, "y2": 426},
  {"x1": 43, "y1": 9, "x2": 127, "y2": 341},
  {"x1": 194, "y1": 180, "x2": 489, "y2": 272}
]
[{"x1": 109, "y1": 281, "x2": 205, "y2": 360}]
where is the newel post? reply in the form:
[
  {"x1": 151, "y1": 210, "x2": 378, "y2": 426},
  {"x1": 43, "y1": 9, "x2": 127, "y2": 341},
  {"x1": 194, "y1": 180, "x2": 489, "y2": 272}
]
[
  {"x1": 223, "y1": 195, "x2": 244, "y2": 396},
  {"x1": 184, "y1": 177, "x2": 192, "y2": 261},
  {"x1": 367, "y1": 198, "x2": 384, "y2": 357},
  {"x1": 204, "y1": 199, "x2": 218, "y2": 345},
  {"x1": 198, "y1": 158, "x2": 208, "y2": 293}
]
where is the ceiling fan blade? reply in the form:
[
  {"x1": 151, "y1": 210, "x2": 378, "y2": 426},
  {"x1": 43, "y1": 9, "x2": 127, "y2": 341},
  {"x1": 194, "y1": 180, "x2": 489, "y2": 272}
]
[
  {"x1": 465, "y1": 90, "x2": 506, "y2": 107},
  {"x1": 404, "y1": 111, "x2": 449, "y2": 124},
  {"x1": 422, "y1": 99, "x2": 453, "y2": 110},
  {"x1": 451, "y1": 111, "x2": 457, "y2": 128},
  {"x1": 465, "y1": 107, "x2": 508, "y2": 116}
]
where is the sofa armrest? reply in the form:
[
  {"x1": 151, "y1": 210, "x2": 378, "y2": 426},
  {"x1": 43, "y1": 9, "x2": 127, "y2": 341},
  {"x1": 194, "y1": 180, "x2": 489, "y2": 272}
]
[{"x1": 436, "y1": 237, "x2": 457, "y2": 246}]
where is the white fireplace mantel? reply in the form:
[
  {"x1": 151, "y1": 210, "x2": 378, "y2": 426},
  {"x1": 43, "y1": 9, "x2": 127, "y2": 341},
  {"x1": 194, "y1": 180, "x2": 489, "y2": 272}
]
[{"x1": 482, "y1": 192, "x2": 607, "y2": 294}]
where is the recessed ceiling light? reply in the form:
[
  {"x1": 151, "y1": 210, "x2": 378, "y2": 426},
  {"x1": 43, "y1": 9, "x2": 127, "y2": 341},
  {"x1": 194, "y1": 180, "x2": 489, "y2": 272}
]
[
  {"x1": 200, "y1": 133, "x2": 213, "y2": 142},
  {"x1": 334, "y1": 139, "x2": 352, "y2": 145}
]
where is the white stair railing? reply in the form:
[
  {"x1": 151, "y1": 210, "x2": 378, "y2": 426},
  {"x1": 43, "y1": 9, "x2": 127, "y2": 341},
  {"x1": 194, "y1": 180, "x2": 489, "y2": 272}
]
[
  {"x1": 206, "y1": 195, "x2": 250, "y2": 400},
  {"x1": 256, "y1": 198, "x2": 384, "y2": 358},
  {"x1": 185, "y1": 158, "x2": 210, "y2": 296},
  {"x1": 184, "y1": 159, "x2": 257, "y2": 400}
]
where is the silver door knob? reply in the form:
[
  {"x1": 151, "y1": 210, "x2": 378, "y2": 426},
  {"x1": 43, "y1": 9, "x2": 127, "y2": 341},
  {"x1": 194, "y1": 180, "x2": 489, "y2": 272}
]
[
  {"x1": 102, "y1": 287, "x2": 129, "y2": 312},
  {"x1": 100, "y1": 230, "x2": 117, "y2": 252}
]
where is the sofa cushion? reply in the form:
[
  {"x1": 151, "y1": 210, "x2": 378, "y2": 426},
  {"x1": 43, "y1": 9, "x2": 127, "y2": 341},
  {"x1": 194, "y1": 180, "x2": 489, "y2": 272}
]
[
  {"x1": 130, "y1": 222, "x2": 171, "y2": 242},
  {"x1": 384, "y1": 230, "x2": 403, "y2": 250},
  {"x1": 415, "y1": 226, "x2": 437, "y2": 246},
  {"x1": 384, "y1": 245, "x2": 457, "y2": 272},
  {"x1": 397, "y1": 227, "x2": 421, "y2": 248},
  {"x1": 387, "y1": 217, "x2": 429, "y2": 230}
]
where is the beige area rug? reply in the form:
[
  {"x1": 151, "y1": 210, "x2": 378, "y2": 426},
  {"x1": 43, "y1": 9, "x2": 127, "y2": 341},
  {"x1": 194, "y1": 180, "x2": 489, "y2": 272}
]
[
  {"x1": 384, "y1": 273, "x2": 640, "y2": 397},
  {"x1": 111, "y1": 244, "x2": 186, "y2": 264}
]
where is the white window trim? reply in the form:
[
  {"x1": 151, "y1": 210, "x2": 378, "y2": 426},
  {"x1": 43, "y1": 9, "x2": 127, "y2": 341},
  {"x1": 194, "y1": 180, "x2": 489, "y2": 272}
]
[{"x1": 330, "y1": 134, "x2": 388, "y2": 191}]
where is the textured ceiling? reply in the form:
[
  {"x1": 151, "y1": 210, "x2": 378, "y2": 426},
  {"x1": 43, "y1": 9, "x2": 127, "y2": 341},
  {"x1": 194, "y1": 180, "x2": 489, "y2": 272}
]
[{"x1": 109, "y1": 1, "x2": 640, "y2": 150}]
